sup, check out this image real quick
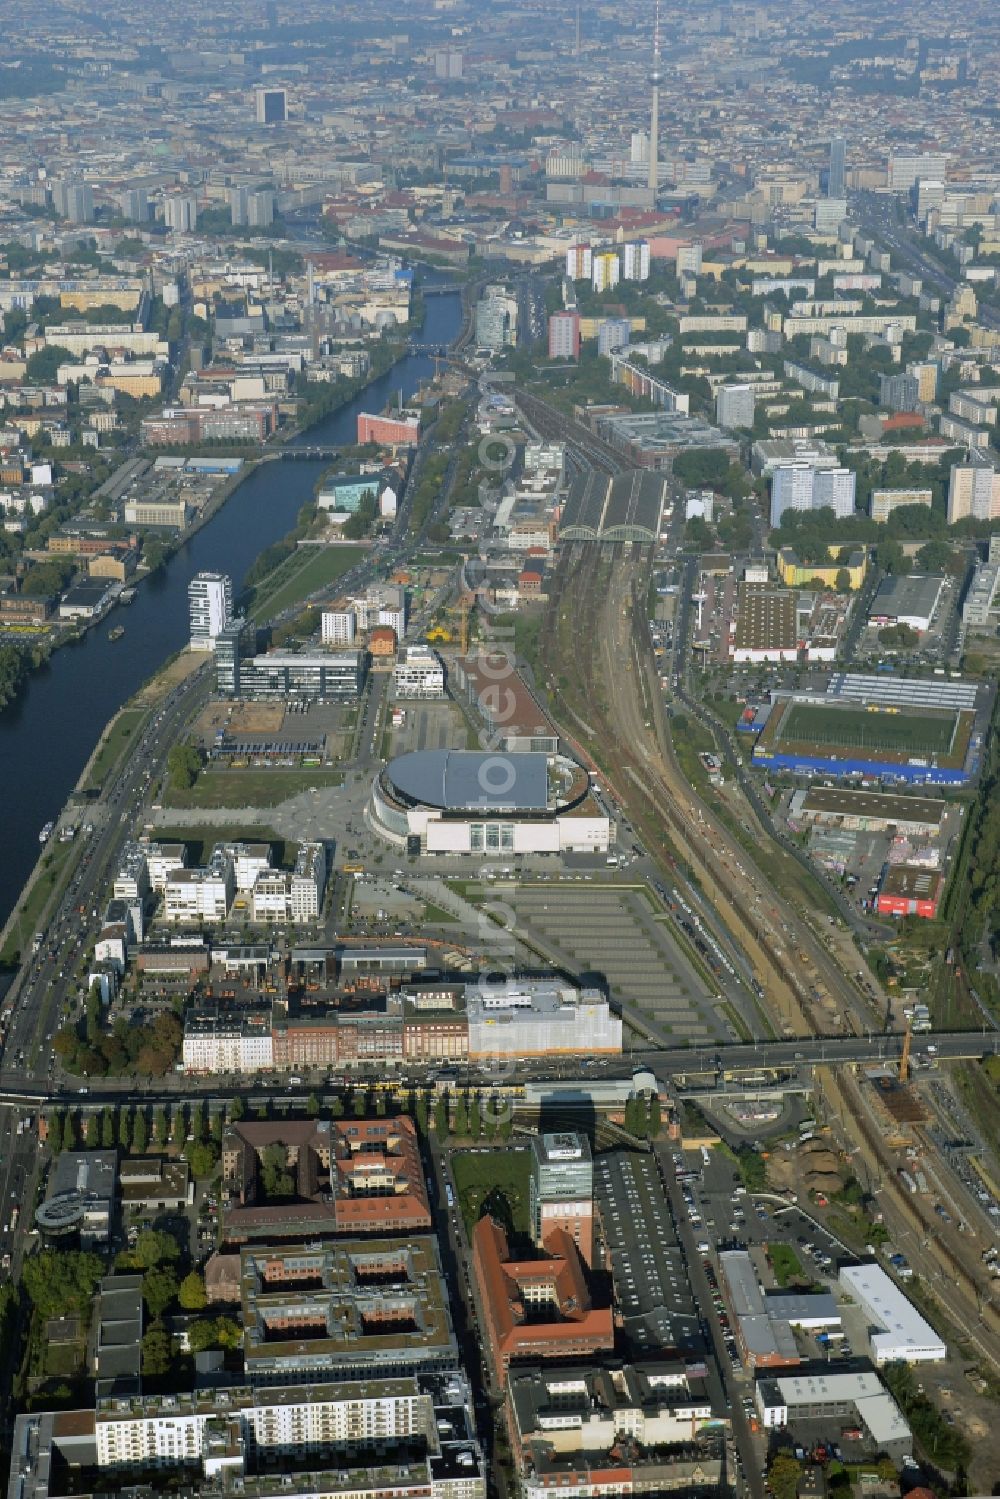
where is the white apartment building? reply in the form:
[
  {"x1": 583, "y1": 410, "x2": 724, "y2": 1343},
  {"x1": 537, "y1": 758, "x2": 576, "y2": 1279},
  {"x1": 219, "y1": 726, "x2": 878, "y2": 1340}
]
[
  {"x1": 163, "y1": 852, "x2": 235, "y2": 924},
  {"x1": 290, "y1": 843, "x2": 326, "y2": 920},
  {"x1": 113, "y1": 842, "x2": 150, "y2": 903},
  {"x1": 622, "y1": 240, "x2": 650, "y2": 281},
  {"x1": 565, "y1": 243, "x2": 593, "y2": 280},
  {"x1": 393, "y1": 646, "x2": 445, "y2": 699},
  {"x1": 249, "y1": 844, "x2": 325, "y2": 923},
  {"x1": 770, "y1": 463, "x2": 856, "y2": 526},
  {"x1": 870, "y1": 488, "x2": 932, "y2": 523},
  {"x1": 92, "y1": 1379, "x2": 480, "y2": 1495},
  {"x1": 352, "y1": 583, "x2": 406, "y2": 637},
  {"x1": 182, "y1": 1014, "x2": 274, "y2": 1075},
  {"x1": 947, "y1": 457, "x2": 1000, "y2": 522},
  {"x1": 188, "y1": 572, "x2": 233, "y2": 651},
  {"x1": 144, "y1": 842, "x2": 188, "y2": 891},
  {"x1": 225, "y1": 842, "x2": 274, "y2": 892},
  {"x1": 322, "y1": 609, "x2": 357, "y2": 645}
]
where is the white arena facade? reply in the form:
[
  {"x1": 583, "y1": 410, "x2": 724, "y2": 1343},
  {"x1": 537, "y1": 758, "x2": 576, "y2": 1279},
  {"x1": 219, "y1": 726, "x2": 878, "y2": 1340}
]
[{"x1": 369, "y1": 749, "x2": 610, "y2": 855}]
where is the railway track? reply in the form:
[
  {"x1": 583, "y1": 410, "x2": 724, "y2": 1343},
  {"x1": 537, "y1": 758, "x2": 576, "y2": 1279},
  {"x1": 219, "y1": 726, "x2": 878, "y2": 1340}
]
[
  {"x1": 543, "y1": 545, "x2": 879, "y2": 1039},
  {"x1": 513, "y1": 388, "x2": 624, "y2": 476}
]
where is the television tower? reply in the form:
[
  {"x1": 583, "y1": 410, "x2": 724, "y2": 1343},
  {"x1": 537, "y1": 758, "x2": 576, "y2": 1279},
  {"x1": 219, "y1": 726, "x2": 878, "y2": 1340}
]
[{"x1": 648, "y1": 0, "x2": 663, "y2": 195}]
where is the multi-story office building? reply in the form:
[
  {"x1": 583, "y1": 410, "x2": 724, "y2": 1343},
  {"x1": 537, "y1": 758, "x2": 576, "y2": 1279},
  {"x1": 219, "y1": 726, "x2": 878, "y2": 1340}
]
[
  {"x1": 888, "y1": 152, "x2": 949, "y2": 192},
  {"x1": 254, "y1": 85, "x2": 287, "y2": 123},
  {"x1": 947, "y1": 454, "x2": 1000, "y2": 522},
  {"x1": 218, "y1": 650, "x2": 363, "y2": 701},
  {"x1": 188, "y1": 571, "x2": 233, "y2": 651},
  {"x1": 770, "y1": 463, "x2": 856, "y2": 526},
  {"x1": 716, "y1": 384, "x2": 755, "y2": 429},
  {"x1": 143, "y1": 841, "x2": 188, "y2": 890},
  {"x1": 393, "y1": 645, "x2": 445, "y2": 698},
  {"x1": 530, "y1": 1132, "x2": 594, "y2": 1265},
  {"x1": 249, "y1": 843, "x2": 326, "y2": 924},
  {"x1": 548, "y1": 311, "x2": 581, "y2": 359},
  {"x1": 592, "y1": 251, "x2": 620, "y2": 292},
  {"x1": 112, "y1": 842, "x2": 151, "y2": 903}
]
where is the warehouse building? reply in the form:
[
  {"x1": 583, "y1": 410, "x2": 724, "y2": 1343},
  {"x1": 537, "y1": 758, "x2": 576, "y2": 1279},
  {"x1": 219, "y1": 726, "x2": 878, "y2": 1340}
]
[
  {"x1": 788, "y1": 787, "x2": 948, "y2": 839},
  {"x1": 868, "y1": 574, "x2": 946, "y2": 633},
  {"x1": 755, "y1": 1370, "x2": 912, "y2": 1461},
  {"x1": 838, "y1": 1263, "x2": 946, "y2": 1364},
  {"x1": 731, "y1": 584, "x2": 799, "y2": 663},
  {"x1": 876, "y1": 864, "x2": 944, "y2": 919}
]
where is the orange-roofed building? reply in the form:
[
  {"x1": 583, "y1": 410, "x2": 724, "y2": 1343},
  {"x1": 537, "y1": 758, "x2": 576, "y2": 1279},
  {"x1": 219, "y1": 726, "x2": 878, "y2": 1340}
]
[{"x1": 472, "y1": 1217, "x2": 614, "y2": 1386}]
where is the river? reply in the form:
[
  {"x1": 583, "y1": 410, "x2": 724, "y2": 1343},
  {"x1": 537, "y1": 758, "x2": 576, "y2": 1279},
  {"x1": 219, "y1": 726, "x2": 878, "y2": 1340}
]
[{"x1": 0, "y1": 282, "x2": 462, "y2": 935}]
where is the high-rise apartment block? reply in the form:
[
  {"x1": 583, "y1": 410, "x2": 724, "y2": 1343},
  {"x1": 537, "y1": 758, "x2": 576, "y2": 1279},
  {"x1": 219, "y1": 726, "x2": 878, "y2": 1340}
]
[
  {"x1": 321, "y1": 609, "x2": 357, "y2": 645},
  {"x1": 163, "y1": 193, "x2": 198, "y2": 233},
  {"x1": 828, "y1": 136, "x2": 846, "y2": 199},
  {"x1": 879, "y1": 372, "x2": 920, "y2": 412},
  {"x1": 254, "y1": 86, "x2": 287, "y2": 124},
  {"x1": 622, "y1": 240, "x2": 650, "y2": 281},
  {"x1": 947, "y1": 456, "x2": 1000, "y2": 523},
  {"x1": 592, "y1": 252, "x2": 620, "y2": 293},
  {"x1": 530, "y1": 1131, "x2": 594, "y2": 1265},
  {"x1": 770, "y1": 464, "x2": 856, "y2": 526},
  {"x1": 548, "y1": 311, "x2": 581, "y2": 360},
  {"x1": 565, "y1": 243, "x2": 592, "y2": 280},
  {"x1": 120, "y1": 188, "x2": 150, "y2": 223},
  {"x1": 716, "y1": 384, "x2": 755, "y2": 429},
  {"x1": 597, "y1": 318, "x2": 631, "y2": 356},
  {"x1": 433, "y1": 48, "x2": 464, "y2": 79},
  {"x1": 188, "y1": 572, "x2": 233, "y2": 652}
]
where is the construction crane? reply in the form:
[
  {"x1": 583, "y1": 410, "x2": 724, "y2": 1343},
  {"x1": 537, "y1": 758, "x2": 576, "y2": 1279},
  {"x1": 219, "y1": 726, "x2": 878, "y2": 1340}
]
[
  {"x1": 444, "y1": 596, "x2": 473, "y2": 655},
  {"x1": 899, "y1": 1021, "x2": 912, "y2": 1084}
]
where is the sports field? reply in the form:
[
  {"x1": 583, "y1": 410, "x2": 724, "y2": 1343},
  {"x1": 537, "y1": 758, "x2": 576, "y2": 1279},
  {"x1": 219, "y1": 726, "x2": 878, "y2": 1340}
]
[{"x1": 779, "y1": 702, "x2": 957, "y2": 757}]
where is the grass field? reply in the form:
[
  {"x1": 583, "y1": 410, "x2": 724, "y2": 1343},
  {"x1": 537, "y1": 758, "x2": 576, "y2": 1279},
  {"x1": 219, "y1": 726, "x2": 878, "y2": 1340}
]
[
  {"x1": 451, "y1": 1149, "x2": 531, "y2": 1239},
  {"x1": 768, "y1": 1243, "x2": 806, "y2": 1287},
  {"x1": 254, "y1": 545, "x2": 357, "y2": 618},
  {"x1": 83, "y1": 708, "x2": 147, "y2": 790},
  {"x1": 164, "y1": 765, "x2": 343, "y2": 809},
  {"x1": 0, "y1": 839, "x2": 76, "y2": 965},
  {"x1": 780, "y1": 702, "x2": 956, "y2": 756}
]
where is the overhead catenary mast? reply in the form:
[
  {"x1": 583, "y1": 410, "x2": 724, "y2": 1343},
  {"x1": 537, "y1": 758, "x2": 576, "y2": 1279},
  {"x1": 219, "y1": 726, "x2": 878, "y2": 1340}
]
[{"x1": 648, "y1": 0, "x2": 663, "y2": 195}]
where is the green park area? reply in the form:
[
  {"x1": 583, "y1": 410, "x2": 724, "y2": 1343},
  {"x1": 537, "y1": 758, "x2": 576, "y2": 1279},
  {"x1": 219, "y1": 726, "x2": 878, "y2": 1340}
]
[
  {"x1": 451, "y1": 1148, "x2": 531, "y2": 1241},
  {"x1": 82, "y1": 707, "x2": 147, "y2": 791},
  {"x1": 768, "y1": 1243, "x2": 806, "y2": 1287},
  {"x1": 253, "y1": 544, "x2": 357, "y2": 617},
  {"x1": 162, "y1": 764, "x2": 343, "y2": 810}
]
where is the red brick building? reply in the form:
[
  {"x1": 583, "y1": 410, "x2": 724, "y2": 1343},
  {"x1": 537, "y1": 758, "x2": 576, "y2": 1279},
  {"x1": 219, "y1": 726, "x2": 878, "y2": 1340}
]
[{"x1": 472, "y1": 1218, "x2": 614, "y2": 1386}]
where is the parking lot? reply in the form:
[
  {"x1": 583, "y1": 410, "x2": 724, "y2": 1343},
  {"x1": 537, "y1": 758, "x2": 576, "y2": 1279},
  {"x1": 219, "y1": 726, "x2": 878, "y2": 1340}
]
[
  {"x1": 504, "y1": 884, "x2": 727, "y2": 1041},
  {"x1": 387, "y1": 699, "x2": 469, "y2": 756}
]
